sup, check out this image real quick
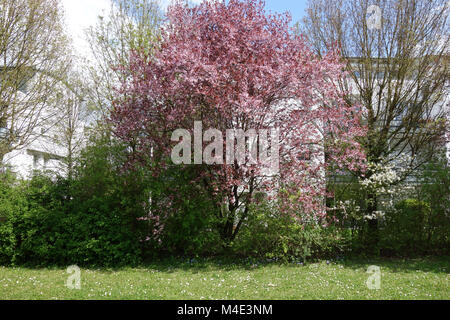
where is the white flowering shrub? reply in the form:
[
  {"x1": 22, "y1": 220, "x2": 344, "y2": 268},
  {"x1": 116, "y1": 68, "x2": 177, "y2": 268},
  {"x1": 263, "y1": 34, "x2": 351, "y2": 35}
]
[
  {"x1": 360, "y1": 162, "x2": 399, "y2": 192},
  {"x1": 358, "y1": 155, "x2": 421, "y2": 221}
]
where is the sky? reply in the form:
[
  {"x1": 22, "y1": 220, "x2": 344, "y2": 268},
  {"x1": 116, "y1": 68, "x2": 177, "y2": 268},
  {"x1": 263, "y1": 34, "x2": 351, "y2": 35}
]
[
  {"x1": 61, "y1": 0, "x2": 309, "y2": 59},
  {"x1": 61, "y1": 0, "x2": 111, "y2": 59},
  {"x1": 264, "y1": 0, "x2": 308, "y2": 24}
]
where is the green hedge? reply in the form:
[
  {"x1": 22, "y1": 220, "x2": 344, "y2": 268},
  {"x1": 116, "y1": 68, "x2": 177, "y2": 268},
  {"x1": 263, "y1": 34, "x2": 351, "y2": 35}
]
[
  {"x1": 0, "y1": 138, "x2": 148, "y2": 267},
  {"x1": 1, "y1": 141, "x2": 448, "y2": 266}
]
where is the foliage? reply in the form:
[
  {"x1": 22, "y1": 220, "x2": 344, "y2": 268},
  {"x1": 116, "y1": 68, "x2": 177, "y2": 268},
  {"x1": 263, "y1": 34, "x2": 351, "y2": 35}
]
[
  {"x1": 84, "y1": 0, "x2": 163, "y2": 116},
  {"x1": 0, "y1": 136, "x2": 149, "y2": 267},
  {"x1": 61, "y1": 135, "x2": 149, "y2": 266},
  {"x1": 232, "y1": 200, "x2": 352, "y2": 262},
  {"x1": 112, "y1": 0, "x2": 366, "y2": 242},
  {"x1": 379, "y1": 199, "x2": 432, "y2": 255},
  {"x1": 1, "y1": 0, "x2": 448, "y2": 269},
  {"x1": 300, "y1": 0, "x2": 449, "y2": 247},
  {"x1": 300, "y1": 0, "x2": 448, "y2": 175},
  {"x1": 0, "y1": 171, "x2": 24, "y2": 264},
  {"x1": 416, "y1": 155, "x2": 450, "y2": 252},
  {"x1": 144, "y1": 164, "x2": 224, "y2": 257}
]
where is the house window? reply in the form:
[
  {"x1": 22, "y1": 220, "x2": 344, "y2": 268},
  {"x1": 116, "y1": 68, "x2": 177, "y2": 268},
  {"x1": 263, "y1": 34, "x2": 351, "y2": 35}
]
[
  {"x1": 352, "y1": 71, "x2": 384, "y2": 79},
  {"x1": 394, "y1": 102, "x2": 411, "y2": 122},
  {"x1": 375, "y1": 72, "x2": 384, "y2": 79},
  {"x1": 33, "y1": 153, "x2": 44, "y2": 169},
  {"x1": 0, "y1": 127, "x2": 8, "y2": 140},
  {"x1": 18, "y1": 79, "x2": 28, "y2": 93}
]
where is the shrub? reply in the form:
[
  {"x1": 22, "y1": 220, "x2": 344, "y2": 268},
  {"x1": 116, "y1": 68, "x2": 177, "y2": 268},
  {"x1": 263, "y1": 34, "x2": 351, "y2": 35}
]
[
  {"x1": 0, "y1": 136, "x2": 150, "y2": 267},
  {"x1": 147, "y1": 165, "x2": 224, "y2": 257},
  {"x1": 64, "y1": 135, "x2": 149, "y2": 266},
  {"x1": 417, "y1": 155, "x2": 450, "y2": 252},
  {"x1": 232, "y1": 200, "x2": 351, "y2": 262},
  {"x1": 0, "y1": 171, "x2": 26, "y2": 265},
  {"x1": 380, "y1": 198, "x2": 431, "y2": 255}
]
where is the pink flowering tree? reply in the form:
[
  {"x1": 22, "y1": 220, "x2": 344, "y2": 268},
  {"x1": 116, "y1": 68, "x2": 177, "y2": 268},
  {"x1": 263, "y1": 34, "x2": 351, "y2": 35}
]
[{"x1": 111, "y1": 0, "x2": 366, "y2": 242}]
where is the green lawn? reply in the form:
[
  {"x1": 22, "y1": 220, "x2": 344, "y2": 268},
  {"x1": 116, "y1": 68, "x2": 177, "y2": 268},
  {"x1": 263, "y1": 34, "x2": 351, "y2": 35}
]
[{"x1": 0, "y1": 257, "x2": 448, "y2": 300}]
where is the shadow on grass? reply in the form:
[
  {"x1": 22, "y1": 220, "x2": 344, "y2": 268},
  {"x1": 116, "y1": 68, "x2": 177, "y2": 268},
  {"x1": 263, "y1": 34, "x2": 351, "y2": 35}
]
[
  {"x1": 140, "y1": 256, "x2": 275, "y2": 274},
  {"x1": 3, "y1": 255, "x2": 449, "y2": 275},
  {"x1": 137, "y1": 255, "x2": 450, "y2": 275},
  {"x1": 333, "y1": 256, "x2": 450, "y2": 274}
]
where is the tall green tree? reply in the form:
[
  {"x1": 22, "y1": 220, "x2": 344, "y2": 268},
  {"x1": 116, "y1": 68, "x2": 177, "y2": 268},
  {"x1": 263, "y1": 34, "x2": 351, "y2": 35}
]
[{"x1": 84, "y1": 0, "x2": 163, "y2": 119}]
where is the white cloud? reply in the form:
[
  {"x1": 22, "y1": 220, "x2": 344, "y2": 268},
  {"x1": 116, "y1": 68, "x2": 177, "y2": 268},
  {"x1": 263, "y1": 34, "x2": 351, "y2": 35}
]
[
  {"x1": 61, "y1": 0, "x2": 208, "y2": 62},
  {"x1": 61, "y1": 0, "x2": 111, "y2": 60}
]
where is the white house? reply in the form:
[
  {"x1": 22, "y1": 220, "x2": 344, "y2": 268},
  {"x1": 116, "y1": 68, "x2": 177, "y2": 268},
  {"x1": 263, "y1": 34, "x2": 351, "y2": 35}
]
[{"x1": 1, "y1": 69, "x2": 88, "y2": 179}]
